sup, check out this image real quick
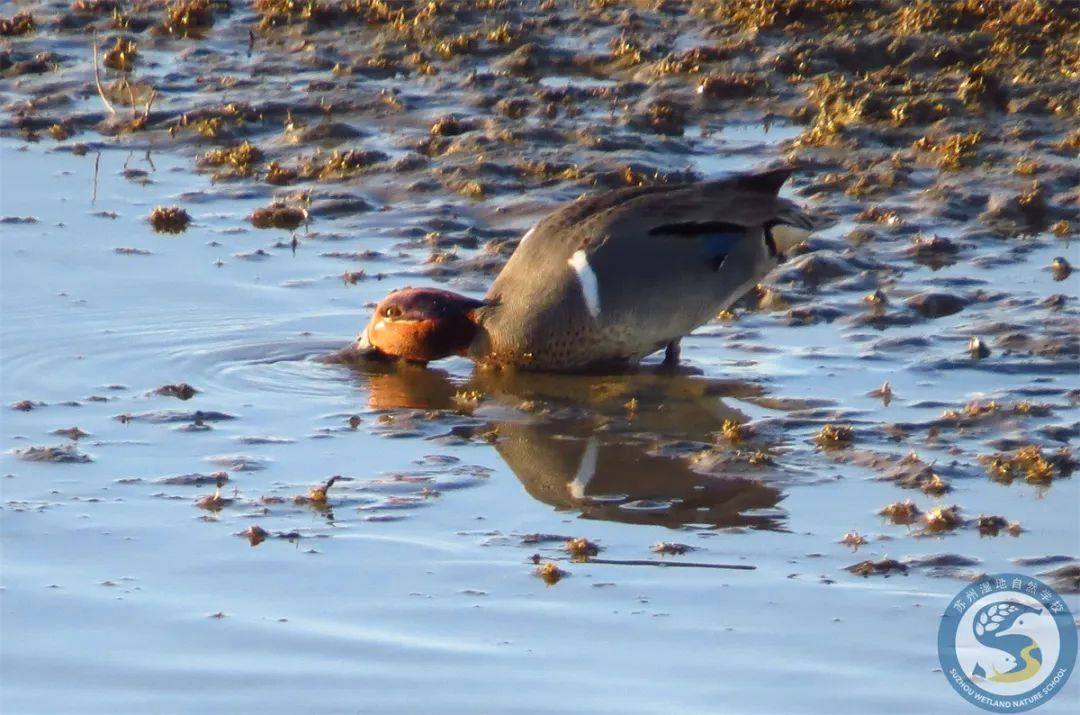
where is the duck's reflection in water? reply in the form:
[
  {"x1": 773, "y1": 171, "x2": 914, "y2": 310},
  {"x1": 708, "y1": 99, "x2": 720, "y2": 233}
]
[{"x1": 353, "y1": 362, "x2": 785, "y2": 531}]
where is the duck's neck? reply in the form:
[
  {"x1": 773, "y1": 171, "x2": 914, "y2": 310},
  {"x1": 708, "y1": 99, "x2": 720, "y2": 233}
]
[{"x1": 462, "y1": 304, "x2": 493, "y2": 360}]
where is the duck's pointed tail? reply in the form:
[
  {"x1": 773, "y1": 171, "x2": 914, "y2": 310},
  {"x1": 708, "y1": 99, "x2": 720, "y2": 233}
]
[{"x1": 769, "y1": 199, "x2": 817, "y2": 253}]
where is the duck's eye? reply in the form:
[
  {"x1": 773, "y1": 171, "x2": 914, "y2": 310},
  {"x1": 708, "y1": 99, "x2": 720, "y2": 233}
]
[{"x1": 383, "y1": 306, "x2": 402, "y2": 319}]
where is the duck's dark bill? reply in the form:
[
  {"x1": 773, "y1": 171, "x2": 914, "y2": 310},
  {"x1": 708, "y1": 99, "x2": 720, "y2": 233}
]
[{"x1": 323, "y1": 337, "x2": 394, "y2": 364}]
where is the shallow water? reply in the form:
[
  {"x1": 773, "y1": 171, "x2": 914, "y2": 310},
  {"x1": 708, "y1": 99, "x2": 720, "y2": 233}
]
[
  {"x1": 3, "y1": 133, "x2": 1077, "y2": 714},
  {"x1": 2, "y1": 2, "x2": 1079, "y2": 711}
]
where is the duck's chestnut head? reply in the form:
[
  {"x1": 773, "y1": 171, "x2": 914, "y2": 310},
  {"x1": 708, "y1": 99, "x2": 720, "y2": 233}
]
[{"x1": 356, "y1": 287, "x2": 485, "y2": 364}]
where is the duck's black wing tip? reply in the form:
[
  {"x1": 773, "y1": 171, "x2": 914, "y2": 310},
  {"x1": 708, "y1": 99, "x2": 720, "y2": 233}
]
[{"x1": 735, "y1": 166, "x2": 794, "y2": 195}]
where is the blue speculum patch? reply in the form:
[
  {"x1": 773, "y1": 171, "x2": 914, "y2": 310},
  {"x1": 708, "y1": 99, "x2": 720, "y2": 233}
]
[{"x1": 647, "y1": 220, "x2": 746, "y2": 269}]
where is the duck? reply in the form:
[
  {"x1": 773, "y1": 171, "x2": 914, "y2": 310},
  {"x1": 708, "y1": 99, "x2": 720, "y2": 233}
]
[{"x1": 351, "y1": 167, "x2": 815, "y2": 372}]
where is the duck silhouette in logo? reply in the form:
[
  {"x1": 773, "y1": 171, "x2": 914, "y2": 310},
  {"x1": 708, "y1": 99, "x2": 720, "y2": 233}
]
[
  {"x1": 970, "y1": 602, "x2": 1044, "y2": 683},
  {"x1": 345, "y1": 362, "x2": 787, "y2": 530}
]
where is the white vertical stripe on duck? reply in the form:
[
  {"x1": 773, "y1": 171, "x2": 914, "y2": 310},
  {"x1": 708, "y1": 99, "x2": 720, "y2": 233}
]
[{"x1": 568, "y1": 250, "x2": 601, "y2": 318}]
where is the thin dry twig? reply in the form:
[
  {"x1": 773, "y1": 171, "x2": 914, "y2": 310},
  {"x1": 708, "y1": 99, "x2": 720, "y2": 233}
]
[
  {"x1": 91, "y1": 151, "x2": 101, "y2": 204},
  {"x1": 585, "y1": 558, "x2": 756, "y2": 570},
  {"x1": 92, "y1": 32, "x2": 117, "y2": 116},
  {"x1": 144, "y1": 88, "x2": 157, "y2": 119},
  {"x1": 125, "y1": 79, "x2": 137, "y2": 119}
]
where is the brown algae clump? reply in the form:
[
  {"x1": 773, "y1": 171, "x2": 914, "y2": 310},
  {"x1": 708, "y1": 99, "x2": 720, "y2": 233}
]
[
  {"x1": 976, "y1": 515, "x2": 1022, "y2": 537},
  {"x1": 243, "y1": 525, "x2": 269, "y2": 546},
  {"x1": 652, "y1": 542, "x2": 695, "y2": 556},
  {"x1": 958, "y1": 69, "x2": 1008, "y2": 111},
  {"x1": 920, "y1": 472, "x2": 952, "y2": 496},
  {"x1": 868, "y1": 381, "x2": 893, "y2": 404},
  {"x1": 534, "y1": 562, "x2": 567, "y2": 585},
  {"x1": 148, "y1": 206, "x2": 191, "y2": 234},
  {"x1": 815, "y1": 424, "x2": 854, "y2": 448},
  {"x1": 49, "y1": 123, "x2": 73, "y2": 141},
  {"x1": 196, "y1": 484, "x2": 232, "y2": 511},
  {"x1": 922, "y1": 505, "x2": 964, "y2": 533},
  {"x1": 839, "y1": 530, "x2": 867, "y2": 549},
  {"x1": 102, "y1": 38, "x2": 137, "y2": 72},
  {"x1": 980, "y1": 446, "x2": 1075, "y2": 485},
  {"x1": 249, "y1": 202, "x2": 308, "y2": 230},
  {"x1": 937, "y1": 400, "x2": 1026, "y2": 427},
  {"x1": 913, "y1": 132, "x2": 983, "y2": 171},
  {"x1": 855, "y1": 206, "x2": 903, "y2": 226},
  {"x1": 265, "y1": 162, "x2": 299, "y2": 186},
  {"x1": 564, "y1": 537, "x2": 600, "y2": 561},
  {"x1": 641, "y1": 100, "x2": 687, "y2": 136},
  {"x1": 430, "y1": 115, "x2": 472, "y2": 137},
  {"x1": 720, "y1": 419, "x2": 754, "y2": 444},
  {"x1": 70, "y1": 1, "x2": 118, "y2": 15},
  {"x1": 161, "y1": 0, "x2": 215, "y2": 38},
  {"x1": 708, "y1": 0, "x2": 859, "y2": 31},
  {"x1": 253, "y1": 0, "x2": 338, "y2": 29},
  {"x1": 155, "y1": 383, "x2": 198, "y2": 400},
  {"x1": 303, "y1": 475, "x2": 343, "y2": 504},
  {"x1": 53, "y1": 427, "x2": 89, "y2": 440},
  {"x1": 1021, "y1": 447, "x2": 1065, "y2": 483},
  {"x1": 0, "y1": 12, "x2": 36, "y2": 36},
  {"x1": 306, "y1": 149, "x2": 387, "y2": 180},
  {"x1": 198, "y1": 141, "x2": 264, "y2": 178},
  {"x1": 746, "y1": 449, "x2": 775, "y2": 466},
  {"x1": 846, "y1": 558, "x2": 908, "y2": 578},
  {"x1": 879, "y1": 499, "x2": 922, "y2": 525},
  {"x1": 968, "y1": 337, "x2": 991, "y2": 359},
  {"x1": 453, "y1": 389, "x2": 484, "y2": 408},
  {"x1": 698, "y1": 73, "x2": 759, "y2": 99}
]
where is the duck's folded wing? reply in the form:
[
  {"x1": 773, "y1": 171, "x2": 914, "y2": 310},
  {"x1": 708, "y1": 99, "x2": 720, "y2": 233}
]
[
  {"x1": 584, "y1": 168, "x2": 810, "y2": 267},
  {"x1": 507, "y1": 168, "x2": 802, "y2": 262},
  {"x1": 483, "y1": 168, "x2": 812, "y2": 337}
]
